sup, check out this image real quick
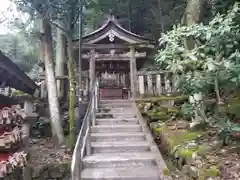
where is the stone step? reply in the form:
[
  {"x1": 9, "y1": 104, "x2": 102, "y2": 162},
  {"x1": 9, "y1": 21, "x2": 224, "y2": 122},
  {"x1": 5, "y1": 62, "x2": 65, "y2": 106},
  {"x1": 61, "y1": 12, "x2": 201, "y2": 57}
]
[
  {"x1": 99, "y1": 103, "x2": 133, "y2": 108},
  {"x1": 81, "y1": 167, "x2": 160, "y2": 180},
  {"x1": 91, "y1": 125, "x2": 142, "y2": 133},
  {"x1": 91, "y1": 141, "x2": 150, "y2": 153},
  {"x1": 96, "y1": 118, "x2": 139, "y2": 125},
  {"x1": 83, "y1": 152, "x2": 156, "y2": 168},
  {"x1": 90, "y1": 132, "x2": 145, "y2": 142},
  {"x1": 98, "y1": 108, "x2": 133, "y2": 114},
  {"x1": 100, "y1": 100, "x2": 133, "y2": 104},
  {"x1": 96, "y1": 112, "x2": 136, "y2": 119}
]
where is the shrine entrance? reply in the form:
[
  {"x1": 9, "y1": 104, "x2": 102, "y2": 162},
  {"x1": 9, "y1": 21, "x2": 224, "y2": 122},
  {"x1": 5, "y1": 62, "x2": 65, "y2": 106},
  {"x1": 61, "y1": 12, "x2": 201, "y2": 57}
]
[
  {"x1": 96, "y1": 61, "x2": 130, "y2": 99},
  {"x1": 73, "y1": 15, "x2": 155, "y2": 100}
]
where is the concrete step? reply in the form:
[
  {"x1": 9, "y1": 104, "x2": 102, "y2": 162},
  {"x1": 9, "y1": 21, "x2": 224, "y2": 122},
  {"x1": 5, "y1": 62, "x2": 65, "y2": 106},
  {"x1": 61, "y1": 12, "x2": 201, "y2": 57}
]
[
  {"x1": 98, "y1": 108, "x2": 133, "y2": 114},
  {"x1": 96, "y1": 112, "x2": 136, "y2": 119},
  {"x1": 91, "y1": 141, "x2": 150, "y2": 153},
  {"x1": 96, "y1": 118, "x2": 139, "y2": 125},
  {"x1": 90, "y1": 132, "x2": 145, "y2": 142},
  {"x1": 100, "y1": 100, "x2": 133, "y2": 104},
  {"x1": 83, "y1": 152, "x2": 156, "y2": 168},
  {"x1": 99, "y1": 103, "x2": 133, "y2": 108},
  {"x1": 81, "y1": 166, "x2": 160, "y2": 180},
  {"x1": 91, "y1": 125, "x2": 142, "y2": 133}
]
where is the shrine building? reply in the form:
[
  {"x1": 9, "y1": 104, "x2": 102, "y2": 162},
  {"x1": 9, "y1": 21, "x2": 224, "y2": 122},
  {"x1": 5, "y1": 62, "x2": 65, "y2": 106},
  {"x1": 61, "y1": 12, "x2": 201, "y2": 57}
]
[{"x1": 73, "y1": 15, "x2": 155, "y2": 100}]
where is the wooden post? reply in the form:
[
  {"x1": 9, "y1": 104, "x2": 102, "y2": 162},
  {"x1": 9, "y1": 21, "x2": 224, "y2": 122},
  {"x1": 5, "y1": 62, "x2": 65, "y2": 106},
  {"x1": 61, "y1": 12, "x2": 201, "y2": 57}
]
[
  {"x1": 172, "y1": 73, "x2": 179, "y2": 92},
  {"x1": 147, "y1": 75, "x2": 153, "y2": 95},
  {"x1": 4, "y1": 87, "x2": 11, "y2": 96},
  {"x1": 84, "y1": 77, "x2": 89, "y2": 100},
  {"x1": 22, "y1": 100, "x2": 34, "y2": 148},
  {"x1": 164, "y1": 73, "x2": 172, "y2": 95},
  {"x1": 139, "y1": 75, "x2": 145, "y2": 96},
  {"x1": 156, "y1": 74, "x2": 162, "y2": 96},
  {"x1": 130, "y1": 47, "x2": 137, "y2": 99},
  {"x1": 24, "y1": 100, "x2": 33, "y2": 115},
  {"x1": 89, "y1": 49, "x2": 96, "y2": 91}
]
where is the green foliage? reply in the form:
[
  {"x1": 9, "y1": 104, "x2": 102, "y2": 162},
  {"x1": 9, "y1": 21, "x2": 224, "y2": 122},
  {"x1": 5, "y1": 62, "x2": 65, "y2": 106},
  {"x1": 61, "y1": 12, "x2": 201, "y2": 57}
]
[
  {"x1": 156, "y1": 3, "x2": 240, "y2": 97},
  {"x1": 83, "y1": 0, "x2": 187, "y2": 39},
  {"x1": 0, "y1": 32, "x2": 39, "y2": 73},
  {"x1": 31, "y1": 118, "x2": 52, "y2": 137},
  {"x1": 181, "y1": 103, "x2": 195, "y2": 119}
]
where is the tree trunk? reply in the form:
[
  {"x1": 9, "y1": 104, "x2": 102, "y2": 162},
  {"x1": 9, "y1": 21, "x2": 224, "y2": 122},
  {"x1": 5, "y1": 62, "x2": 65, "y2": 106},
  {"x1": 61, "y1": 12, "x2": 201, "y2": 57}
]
[
  {"x1": 39, "y1": 19, "x2": 47, "y2": 99},
  {"x1": 55, "y1": 20, "x2": 66, "y2": 99},
  {"x1": 127, "y1": 0, "x2": 132, "y2": 31},
  {"x1": 182, "y1": 0, "x2": 205, "y2": 49},
  {"x1": 157, "y1": 0, "x2": 164, "y2": 32},
  {"x1": 66, "y1": 33, "x2": 77, "y2": 149},
  {"x1": 78, "y1": 4, "x2": 84, "y2": 101},
  {"x1": 182, "y1": 0, "x2": 205, "y2": 25},
  {"x1": 42, "y1": 18, "x2": 65, "y2": 145}
]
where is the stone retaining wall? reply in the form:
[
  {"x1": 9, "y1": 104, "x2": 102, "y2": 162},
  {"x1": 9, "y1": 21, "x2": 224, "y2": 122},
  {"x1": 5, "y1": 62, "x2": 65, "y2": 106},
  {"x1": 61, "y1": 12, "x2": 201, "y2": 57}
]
[
  {"x1": 23, "y1": 163, "x2": 70, "y2": 180},
  {"x1": 2, "y1": 163, "x2": 70, "y2": 180}
]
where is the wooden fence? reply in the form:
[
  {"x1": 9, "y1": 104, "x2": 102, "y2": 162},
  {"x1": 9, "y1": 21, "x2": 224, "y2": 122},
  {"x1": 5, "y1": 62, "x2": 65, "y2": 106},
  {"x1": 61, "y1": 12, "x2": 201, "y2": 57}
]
[
  {"x1": 38, "y1": 70, "x2": 179, "y2": 99},
  {"x1": 136, "y1": 71, "x2": 179, "y2": 97}
]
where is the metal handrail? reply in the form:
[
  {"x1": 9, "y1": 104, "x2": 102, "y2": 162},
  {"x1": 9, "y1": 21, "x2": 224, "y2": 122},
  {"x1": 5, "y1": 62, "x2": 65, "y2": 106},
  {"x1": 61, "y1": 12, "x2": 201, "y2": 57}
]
[{"x1": 71, "y1": 80, "x2": 99, "y2": 180}]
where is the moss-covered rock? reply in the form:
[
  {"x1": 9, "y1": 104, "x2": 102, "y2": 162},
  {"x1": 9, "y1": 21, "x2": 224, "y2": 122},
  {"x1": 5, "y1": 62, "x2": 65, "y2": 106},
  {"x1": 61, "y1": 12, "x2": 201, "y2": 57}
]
[
  {"x1": 167, "y1": 131, "x2": 202, "y2": 149},
  {"x1": 153, "y1": 124, "x2": 167, "y2": 135},
  {"x1": 199, "y1": 166, "x2": 220, "y2": 179},
  {"x1": 147, "y1": 111, "x2": 171, "y2": 122},
  {"x1": 162, "y1": 168, "x2": 170, "y2": 176},
  {"x1": 178, "y1": 148, "x2": 197, "y2": 159},
  {"x1": 137, "y1": 95, "x2": 188, "y2": 102},
  {"x1": 204, "y1": 166, "x2": 220, "y2": 177},
  {"x1": 197, "y1": 144, "x2": 213, "y2": 157}
]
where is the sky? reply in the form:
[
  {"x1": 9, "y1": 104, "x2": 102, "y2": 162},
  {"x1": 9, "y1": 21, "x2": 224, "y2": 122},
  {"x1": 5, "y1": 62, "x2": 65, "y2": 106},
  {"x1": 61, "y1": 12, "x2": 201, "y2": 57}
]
[{"x1": 0, "y1": 0, "x2": 17, "y2": 34}]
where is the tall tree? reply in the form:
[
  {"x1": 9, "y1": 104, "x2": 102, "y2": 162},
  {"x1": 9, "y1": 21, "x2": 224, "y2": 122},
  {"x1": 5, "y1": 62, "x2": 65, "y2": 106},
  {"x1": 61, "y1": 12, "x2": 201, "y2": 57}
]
[
  {"x1": 55, "y1": 18, "x2": 66, "y2": 98},
  {"x1": 41, "y1": 18, "x2": 65, "y2": 145},
  {"x1": 65, "y1": 0, "x2": 81, "y2": 149},
  {"x1": 12, "y1": 0, "x2": 65, "y2": 145}
]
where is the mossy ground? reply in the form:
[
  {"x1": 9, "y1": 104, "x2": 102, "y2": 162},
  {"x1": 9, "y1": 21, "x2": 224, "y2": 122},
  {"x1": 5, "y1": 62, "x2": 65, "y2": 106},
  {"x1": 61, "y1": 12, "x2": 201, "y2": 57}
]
[{"x1": 136, "y1": 99, "x2": 240, "y2": 180}]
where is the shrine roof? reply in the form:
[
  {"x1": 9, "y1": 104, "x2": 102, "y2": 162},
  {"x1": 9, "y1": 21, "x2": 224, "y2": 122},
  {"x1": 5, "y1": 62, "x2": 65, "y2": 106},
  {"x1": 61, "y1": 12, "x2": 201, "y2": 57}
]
[
  {"x1": 0, "y1": 94, "x2": 18, "y2": 105},
  {"x1": 74, "y1": 15, "x2": 155, "y2": 48},
  {"x1": 0, "y1": 51, "x2": 39, "y2": 95}
]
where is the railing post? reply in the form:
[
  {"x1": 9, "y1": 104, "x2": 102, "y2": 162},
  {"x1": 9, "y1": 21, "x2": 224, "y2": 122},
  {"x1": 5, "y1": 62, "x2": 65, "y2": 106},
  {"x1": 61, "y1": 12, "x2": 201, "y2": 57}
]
[
  {"x1": 86, "y1": 123, "x2": 91, "y2": 156},
  {"x1": 71, "y1": 81, "x2": 100, "y2": 180},
  {"x1": 95, "y1": 87, "x2": 98, "y2": 112},
  {"x1": 156, "y1": 74, "x2": 162, "y2": 96},
  {"x1": 147, "y1": 74, "x2": 153, "y2": 95},
  {"x1": 92, "y1": 97, "x2": 96, "y2": 126},
  {"x1": 139, "y1": 75, "x2": 145, "y2": 97}
]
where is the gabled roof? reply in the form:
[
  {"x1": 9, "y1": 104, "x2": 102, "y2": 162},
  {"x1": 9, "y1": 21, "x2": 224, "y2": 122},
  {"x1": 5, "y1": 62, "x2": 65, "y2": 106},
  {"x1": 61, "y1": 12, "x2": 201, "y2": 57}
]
[
  {"x1": 0, "y1": 51, "x2": 39, "y2": 95},
  {"x1": 79, "y1": 15, "x2": 154, "y2": 45}
]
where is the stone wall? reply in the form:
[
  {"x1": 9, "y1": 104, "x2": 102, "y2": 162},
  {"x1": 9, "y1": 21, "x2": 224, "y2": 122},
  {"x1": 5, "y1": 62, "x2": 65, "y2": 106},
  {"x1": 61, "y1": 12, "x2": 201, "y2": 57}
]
[
  {"x1": 2, "y1": 168, "x2": 23, "y2": 180},
  {"x1": 23, "y1": 163, "x2": 70, "y2": 180},
  {"x1": 2, "y1": 163, "x2": 70, "y2": 180}
]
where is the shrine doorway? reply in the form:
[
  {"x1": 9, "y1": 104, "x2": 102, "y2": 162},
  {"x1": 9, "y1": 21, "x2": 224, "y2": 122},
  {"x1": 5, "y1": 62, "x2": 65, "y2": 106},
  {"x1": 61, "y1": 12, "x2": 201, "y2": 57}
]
[{"x1": 96, "y1": 61, "x2": 130, "y2": 100}]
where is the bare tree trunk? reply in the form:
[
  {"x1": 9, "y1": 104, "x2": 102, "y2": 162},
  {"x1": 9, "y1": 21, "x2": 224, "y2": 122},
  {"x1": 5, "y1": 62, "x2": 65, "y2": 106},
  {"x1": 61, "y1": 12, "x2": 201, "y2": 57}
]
[
  {"x1": 42, "y1": 18, "x2": 65, "y2": 145},
  {"x1": 182, "y1": 0, "x2": 205, "y2": 49},
  {"x1": 78, "y1": 4, "x2": 84, "y2": 100},
  {"x1": 39, "y1": 19, "x2": 47, "y2": 99},
  {"x1": 127, "y1": 0, "x2": 132, "y2": 31},
  {"x1": 182, "y1": 1, "x2": 206, "y2": 128},
  {"x1": 55, "y1": 19, "x2": 66, "y2": 99},
  {"x1": 182, "y1": 0, "x2": 205, "y2": 25},
  {"x1": 67, "y1": 33, "x2": 77, "y2": 149},
  {"x1": 157, "y1": 0, "x2": 165, "y2": 32}
]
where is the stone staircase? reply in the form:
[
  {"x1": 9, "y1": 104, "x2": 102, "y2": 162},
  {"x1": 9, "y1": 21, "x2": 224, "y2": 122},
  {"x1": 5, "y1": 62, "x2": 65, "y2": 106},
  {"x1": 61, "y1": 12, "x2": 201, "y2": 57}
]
[{"x1": 81, "y1": 100, "x2": 171, "y2": 180}]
